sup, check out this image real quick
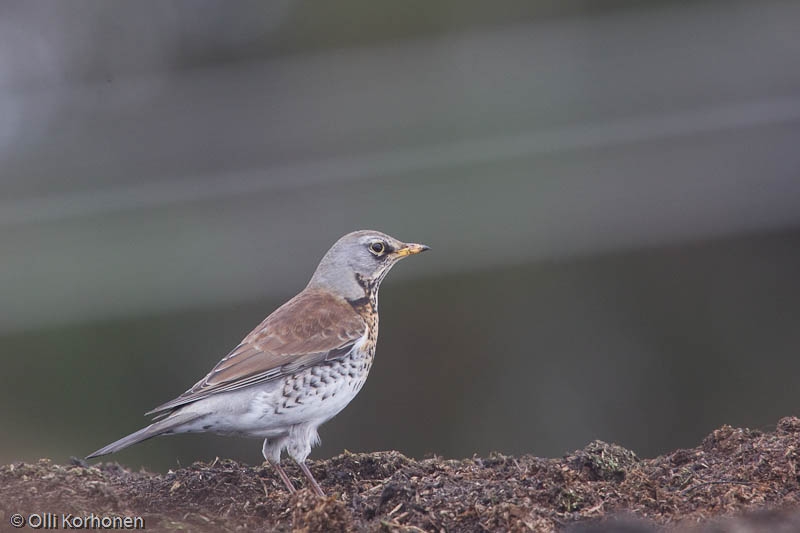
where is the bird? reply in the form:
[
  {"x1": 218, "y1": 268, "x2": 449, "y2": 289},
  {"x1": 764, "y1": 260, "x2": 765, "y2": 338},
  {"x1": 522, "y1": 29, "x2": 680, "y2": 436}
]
[{"x1": 86, "y1": 230, "x2": 429, "y2": 496}]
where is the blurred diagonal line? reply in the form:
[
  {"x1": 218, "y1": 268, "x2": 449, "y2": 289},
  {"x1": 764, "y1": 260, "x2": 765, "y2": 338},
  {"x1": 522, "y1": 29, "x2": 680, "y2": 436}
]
[{"x1": 2, "y1": 96, "x2": 800, "y2": 227}]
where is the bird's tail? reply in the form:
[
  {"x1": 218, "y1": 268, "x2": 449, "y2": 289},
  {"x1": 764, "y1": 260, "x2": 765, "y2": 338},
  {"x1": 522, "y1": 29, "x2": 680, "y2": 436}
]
[{"x1": 86, "y1": 411, "x2": 202, "y2": 459}]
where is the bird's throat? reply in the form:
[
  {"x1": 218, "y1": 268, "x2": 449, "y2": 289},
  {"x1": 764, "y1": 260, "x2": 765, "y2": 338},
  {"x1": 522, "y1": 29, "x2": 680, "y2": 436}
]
[{"x1": 348, "y1": 273, "x2": 380, "y2": 326}]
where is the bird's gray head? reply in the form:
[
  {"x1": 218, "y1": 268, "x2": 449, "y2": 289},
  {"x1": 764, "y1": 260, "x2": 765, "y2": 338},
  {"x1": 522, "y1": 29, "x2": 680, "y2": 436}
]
[{"x1": 307, "y1": 230, "x2": 429, "y2": 301}]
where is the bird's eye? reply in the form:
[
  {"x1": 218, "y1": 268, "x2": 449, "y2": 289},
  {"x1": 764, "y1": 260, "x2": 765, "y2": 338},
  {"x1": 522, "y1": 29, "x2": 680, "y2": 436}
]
[{"x1": 369, "y1": 241, "x2": 386, "y2": 255}]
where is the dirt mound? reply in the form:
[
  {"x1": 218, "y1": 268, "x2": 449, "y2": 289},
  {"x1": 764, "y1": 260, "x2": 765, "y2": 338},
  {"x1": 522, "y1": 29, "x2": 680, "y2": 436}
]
[{"x1": 2, "y1": 418, "x2": 800, "y2": 532}]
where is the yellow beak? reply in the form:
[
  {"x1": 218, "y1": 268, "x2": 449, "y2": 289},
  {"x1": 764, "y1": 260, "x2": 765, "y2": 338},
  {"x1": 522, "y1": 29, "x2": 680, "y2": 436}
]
[{"x1": 395, "y1": 243, "x2": 430, "y2": 257}]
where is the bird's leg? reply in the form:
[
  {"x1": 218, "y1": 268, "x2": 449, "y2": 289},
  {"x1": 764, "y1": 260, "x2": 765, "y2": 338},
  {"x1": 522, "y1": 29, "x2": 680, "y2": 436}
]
[
  {"x1": 287, "y1": 425, "x2": 325, "y2": 496},
  {"x1": 263, "y1": 437, "x2": 296, "y2": 494},
  {"x1": 297, "y1": 460, "x2": 325, "y2": 497},
  {"x1": 272, "y1": 461, "x2": 297, "y2": 494}
]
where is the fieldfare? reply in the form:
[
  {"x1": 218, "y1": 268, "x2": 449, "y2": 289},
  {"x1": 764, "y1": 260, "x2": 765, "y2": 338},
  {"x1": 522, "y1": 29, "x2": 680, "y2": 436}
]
[{"x1": 87, "y1": 230, "x2": 429, "y2": 496}]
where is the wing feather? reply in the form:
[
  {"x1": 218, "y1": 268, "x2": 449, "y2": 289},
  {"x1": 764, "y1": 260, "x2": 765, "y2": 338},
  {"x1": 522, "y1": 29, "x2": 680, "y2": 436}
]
[{"x1": 146, "y1": 288, "x2": 366, "y2": 417}]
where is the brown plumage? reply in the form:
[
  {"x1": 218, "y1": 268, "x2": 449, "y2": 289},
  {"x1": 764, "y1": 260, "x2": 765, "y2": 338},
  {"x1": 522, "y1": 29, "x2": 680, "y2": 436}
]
[{"x1": 147, "y1": 289, "x2": 368, "y2": 417}]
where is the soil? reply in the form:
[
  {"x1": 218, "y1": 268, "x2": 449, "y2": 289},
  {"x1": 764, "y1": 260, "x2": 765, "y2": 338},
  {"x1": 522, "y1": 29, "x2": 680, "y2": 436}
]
[{"x1": 3, "y1": 418, "x2": 800, "y2": 532}]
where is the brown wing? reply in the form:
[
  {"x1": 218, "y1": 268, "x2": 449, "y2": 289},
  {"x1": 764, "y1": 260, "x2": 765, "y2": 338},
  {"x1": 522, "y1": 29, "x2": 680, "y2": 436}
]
[{"x1": 146, "y1": 288, "x2": 366, "y2": 417}]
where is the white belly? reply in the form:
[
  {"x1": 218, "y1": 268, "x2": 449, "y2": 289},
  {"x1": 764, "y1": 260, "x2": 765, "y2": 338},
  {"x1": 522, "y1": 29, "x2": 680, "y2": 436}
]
[{"x1": 175, "y1": 338, "x2": 374, "y2": 438}]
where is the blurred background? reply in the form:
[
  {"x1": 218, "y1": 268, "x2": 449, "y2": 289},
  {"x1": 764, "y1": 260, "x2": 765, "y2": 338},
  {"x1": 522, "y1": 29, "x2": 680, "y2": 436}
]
[{"x1": 2, "y1": 0, "x2": 800, "y2": 471}]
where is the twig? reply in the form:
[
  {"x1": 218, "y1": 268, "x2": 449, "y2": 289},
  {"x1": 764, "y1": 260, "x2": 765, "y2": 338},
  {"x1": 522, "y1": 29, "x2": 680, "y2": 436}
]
[
  {"x1": 681, "y1": 480, "x2": 752, "y2": 495},
  {"x1": 380, "y1": 519, "x2": 428, "y2": 532}
]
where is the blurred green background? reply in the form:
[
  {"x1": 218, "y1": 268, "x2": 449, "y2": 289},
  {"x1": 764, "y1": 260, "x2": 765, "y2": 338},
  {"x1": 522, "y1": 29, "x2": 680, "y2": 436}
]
[{"x1": 2, "y1": 0, "x2": 800, "y2": 471}]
